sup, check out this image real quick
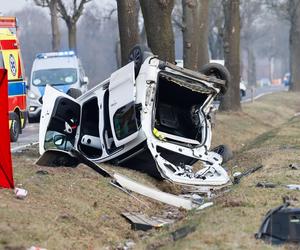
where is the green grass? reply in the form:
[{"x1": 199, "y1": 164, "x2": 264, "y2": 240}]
[{"x1": 1, "y1": 91, "x2": 300, "y2": 250}]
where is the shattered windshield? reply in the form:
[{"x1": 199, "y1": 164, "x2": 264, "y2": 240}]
[{"x1": 32, "y1": 68, "x2": 77, "y2": 86}]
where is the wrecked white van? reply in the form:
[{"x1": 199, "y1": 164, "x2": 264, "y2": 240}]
[{"x1": 39, "y1": 49, "x2": 231, "y2": 187}]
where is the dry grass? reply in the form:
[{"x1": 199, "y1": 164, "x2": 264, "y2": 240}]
[{"x1": 1, "y1": 91, "x2": 300, "y2": 250}]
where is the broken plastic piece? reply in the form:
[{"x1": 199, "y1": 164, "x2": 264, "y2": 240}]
[
  {"x1": 114, "y1": 173, "x2": 201, "y2": 210},
  {"x1": 171, "y1": 225, "x2": 196, "y2": 241},
  {"x1": 15, "y1": 188, "x2": 28, "y2": 199},
  {"x1": 255, "y1": 202, "x2": 300, "y2": 244},
  {"x1": 289, "y1": 163, "x2": 300, "y2": 170},
  {"x1": 256, "y1": 182, "x2": 277, "y2": 188},
  {"x1": 122, "y1": 212, "x2": 174, "y2": 231},
  {"x1": 233, "y1": 165, "x2": 263, "y2": 184},
  {"x1": 286, "y1": 184, "x2": 300, "y2": 190}
]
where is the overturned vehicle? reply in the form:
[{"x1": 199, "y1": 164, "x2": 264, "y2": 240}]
[{"x1": 39, "y1": 48, "x2": 231, "y2": 187}]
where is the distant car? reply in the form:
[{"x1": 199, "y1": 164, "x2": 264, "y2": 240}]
[
  {"x1": 27, "y1": 51, "x2": 89, "y2": 123},
  {"x1": 257, "y1": 78, "x2": 271, "y2": 87},
  {"x1": 39, "y1": 46, "x2": 231, "y2": 187},
  {"x1": 283, "y1": 73, "x2": 290, "y2": 86}
]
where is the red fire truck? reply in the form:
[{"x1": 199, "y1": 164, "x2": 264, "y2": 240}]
[{"x1": 0, "y1": 17, "x2": 27, "y2": 142}]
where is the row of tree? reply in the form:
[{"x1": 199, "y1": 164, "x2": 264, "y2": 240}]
[{"x1": 31, "y1": 0, "x2": 300, "y2": 112}]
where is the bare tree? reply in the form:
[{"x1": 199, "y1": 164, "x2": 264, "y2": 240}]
[
  {"x1": 197, "y1": 0, "x2": 209, "y2": 68},
  {"x1": 266, "y1": 0, "x2": 300, "y2": 91},
  {"x1": 57, "y1": 0, "x2": 92, "y2": 51},
  {"x1": 219, "y1": 0, "x2": 241, "y2": 111},
  {"x1": 181, "y1": 0, "x2": 209, "y2": 70},
  {"x1": 240, "y1": 0, "x2": 262, "y2": 86},
  {"x1": 116, "y1": 0, "x2": 139, "y2": 66},
  {"x1": 33, "y1": 0, "x2": 61, "y2": 51},
  {"x1": 139, "y1": 0, "x2": 175, "y2": 62},
  {"x1": 209, "y1": 0, "x2": 224, "y2": 60}
]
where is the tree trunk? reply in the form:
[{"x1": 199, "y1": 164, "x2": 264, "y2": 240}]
[
  {"x1": 289, "y1": 2, "x2": 300, "y2": 91},
  {"x1": 182, "y1": 0, "x2": 200, "y2": 70},
  {"x1": 219, "y1": 0, "x2": 241, "y2": 111},
  {"x1": 139, "y1": 0, "x2": 175, "y2": 62},
  {"x1": 49, "y1": 0, "x2": 60, "y2": 52},
  {"x1": 246, "y1": 46, "x2": 256, "y2": 86},
  {"x1": 117, "y1": 0, "x2": 139, "y2": 66},
  {"x1": 182, "y1": 0, "x2": 209, "y2": 70},
  {"x1": 197, "y1": 0, "x2": 209, "y2": 68},
  {"x1": 67, "y1": 21, "x2": 77, "y2": 51}
]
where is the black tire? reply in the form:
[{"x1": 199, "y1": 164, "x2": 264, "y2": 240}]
[
  {"x1": 199, "y1": 63, "x2": 231, "y2": 95},
  {"x1": 212, "y1": 144, "x2": 233, "y2": 163},
  {"x1": 67, "y1": 88, "x2": 82, "y2": 99},
  {"x1": 10, "y1": 112, "x2": 20, "y2": 142},
  {"x1": 128, "y1": 44, "x2": 151, "y2": 77}
]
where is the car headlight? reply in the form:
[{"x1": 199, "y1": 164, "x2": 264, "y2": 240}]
[{"x1": 28, "y1": 91, "x2": 37, "y2": 99}]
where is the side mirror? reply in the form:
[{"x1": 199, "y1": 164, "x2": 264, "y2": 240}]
[
  {"x1": 82, "y1": 76, "x2": 89, "y2": 85},
  {"x1": 53, "y1": 134, "x2": 66, "y2": 146}
]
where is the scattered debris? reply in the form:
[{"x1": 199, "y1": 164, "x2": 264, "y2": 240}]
[
  {"x1": 113, "y1": 173, "x2": 202, "y2": 210},
  {"x1": 35, "y1": 170, "x2": 49, "y2": 175},
  {"x1": 294, "y1": 112, "x2": 300, "y2": 117},
  {"x1": 255, "y1": 202, "x2": 300, "y2": 245},
  {"x1": 285, "y1": 184, "x2": 300, "y2": 190},
  {"x1": 171, "y1": 225, "x2": 196, "y2": 241},
  {"x1": 221, "y1": 198, "x2": 247, "y2": 208},
  {"x1": 27, "y1": 247, "x2": 47, "y2": 250},
  {"x1": 196, "y1": 202, "x2": 214, "y2": 210},
  {"x1": 289, "y1": 163, "x2": 300, "y2": 170},
  {"x1": 256, "y1": 182, "x2": 277, "y2": 188},
  {"x1": 233, "y1": 165, "x2": 263, "y2": 184},
  {"x1": 122, "y1": 212, "x2": 174, "y2": 231},
  {"x1": 14, "y1": 188, "x2": 28, "y2": 199}
]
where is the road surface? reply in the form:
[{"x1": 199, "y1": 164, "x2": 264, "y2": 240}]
[
  {"x1": 10, "y1": 123, "x2": 39, "y2": 153},
  {"x1": 10, "y1": 84, "x2": 287, "y2": 153}
]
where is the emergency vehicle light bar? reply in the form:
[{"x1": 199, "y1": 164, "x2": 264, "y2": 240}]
[{"x1": 36, "y1": 51, "x2": 75, "y2": 59}]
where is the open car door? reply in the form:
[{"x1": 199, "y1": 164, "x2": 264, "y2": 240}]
[
  {"x1": 39, "y1": 85, "x2": 81, "y2": 155},
  {"x1": 108, "y1": 62, "x2": 139, "y2": 147}
]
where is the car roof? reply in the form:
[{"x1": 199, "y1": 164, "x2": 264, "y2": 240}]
[{"x1": 32, "y1": 56, "x2": 79, "y2": 71}]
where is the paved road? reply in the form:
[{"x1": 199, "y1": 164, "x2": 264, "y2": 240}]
[
  {"x1": 242, "y1": 84, "x2": 287, "y2": 103},
  {"x1": 10, "y1": 123, "x2": 39, "y2": 153},
  {"x1": 10, "y1": 84, "x2": 287, "y2": 153}
]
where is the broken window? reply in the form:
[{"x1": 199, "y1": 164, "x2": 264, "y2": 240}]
[{"x1": 113, "y1": 102, "x2": 138, "y2": 140}]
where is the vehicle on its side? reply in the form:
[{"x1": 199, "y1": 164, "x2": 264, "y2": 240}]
[
  {"x1": 39, "y1": 46, "x2": 231, "y2": 187},
  {"x1": 27, "y1": 51, "x2": 89, "y2": 123},
  {"x1": 0, "y1": 17, "x2": 27, "y2": 142}
]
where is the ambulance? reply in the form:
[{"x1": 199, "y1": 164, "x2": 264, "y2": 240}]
[{"x1": 0, "y1": 17, "x2": 27, "y2": 142}]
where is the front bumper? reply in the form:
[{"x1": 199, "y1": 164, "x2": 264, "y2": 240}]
[{"x1": 28, "y1": 98, "x2": 42, "y2": 119}]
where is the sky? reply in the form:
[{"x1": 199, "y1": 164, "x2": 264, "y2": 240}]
[
  {"x1": 0, "y1": 0, "x2": 28, "y2": 14},
  {"x1": 0, "y1": 0, "x2": 114, "y2": 15}
]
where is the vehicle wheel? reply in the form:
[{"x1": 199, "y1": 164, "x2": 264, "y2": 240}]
[
  {"x1": 128, "y1": 44, "x2": 151, "y2": 77},
  {"x1": 67, "y1": 88, "x2": 82, "y2": 99},
  {"x1": 199, "y1": 63, "x2": 231, "y2": 95},
  {"x1": 211, "y1": 144, "x2": 233, "y2": 163},
  {"x1": 10, "y1": 112, "x2": 20, "y2": 142}
]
